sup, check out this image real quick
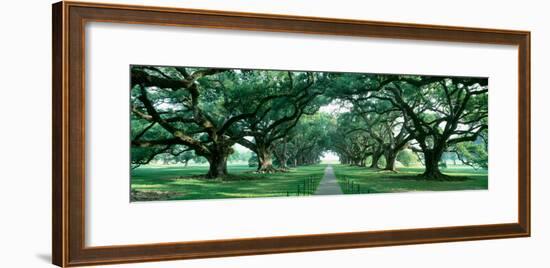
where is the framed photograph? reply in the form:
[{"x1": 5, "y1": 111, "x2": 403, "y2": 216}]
[{"x1": 52, "y1": 1, "x2": 530, "y2": 267}]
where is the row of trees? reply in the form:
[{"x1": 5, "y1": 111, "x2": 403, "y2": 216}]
[
  {"x1": 136, "y1": 148, "x2": 253, "y2": 167},
  {"x1": 131, "y1": 66, "x2": 330, "y2": 177},
  {"x1": 131, "y1": 66, "x2": 488, "y2": 180},
  {"x1": 328, "y1": 74, "x2": 488, "y2": 179}
]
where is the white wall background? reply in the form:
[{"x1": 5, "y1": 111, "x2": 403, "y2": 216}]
[{"x1": 0, "y1": 0, "x2": 547, "y2": 267}]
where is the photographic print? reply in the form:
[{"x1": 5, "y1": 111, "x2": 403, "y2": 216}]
[{"x1": 130, "y1": 65, "x2": 488, "y2": 202}]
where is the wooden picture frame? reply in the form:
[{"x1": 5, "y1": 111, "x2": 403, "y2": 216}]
[{"x1": 52, "y1": 1, "x2": 530, "y2": 267}]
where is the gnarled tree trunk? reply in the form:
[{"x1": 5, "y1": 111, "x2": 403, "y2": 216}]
[
  {"x1": 205, "y1": 143, "x2": 233, "y2": 179},
  {"x1": 370, "y1": 151, "x2": 381, "y2": 169},
  {"x1": 280, "y1": 137, "x2": 288, "y2": 169},
  {"x1": 383, "y1": 150, "x2": 397, "y2": 171},
  {"x1": 274, "y1": 137, "x2": 288, "y2": 170},
  {"x1": 207, "y1": 154, "x2": 228, "y2": 178},
  {"x1": 257, "y1": 145, "x2": 277, "y2": 173},
  {"x1": 421, "y1": 148, "x2": 447, "y2": 180},
  {"x1": 274, "y1": 150, "x2": 287, "y2": 170}
]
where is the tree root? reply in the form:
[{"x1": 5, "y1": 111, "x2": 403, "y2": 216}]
[{"x1": 254, "y1": 165, "x2": 294, "y2": 174}]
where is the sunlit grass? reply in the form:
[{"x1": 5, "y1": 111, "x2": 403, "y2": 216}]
[
  {"x1": 333, "y1": 165, "x2": 488, "y2": 194},
  {"x1": 131, "y1": 164, "x2": 489, "y2": 201},
  {"x1": 131, "y1": 164, "x2": 325, "y2": 201}
]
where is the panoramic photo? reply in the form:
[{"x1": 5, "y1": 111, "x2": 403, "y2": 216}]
[{"x1": 130, "y1": 65, "x2": 488, "y2": 202}]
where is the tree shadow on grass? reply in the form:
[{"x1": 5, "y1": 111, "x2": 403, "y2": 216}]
[
  {"x1": 131, "y1": 165, "x2": 327, "y2": 201},
  {"x1": 390, "y1": 174, "x2": 471, "y2": 182}
]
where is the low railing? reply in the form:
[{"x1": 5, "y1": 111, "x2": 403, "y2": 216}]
[
  {"x1": 287, "y1": 177, "x2": 317, "y2": 196},
  {"x1": 342, "y1": 178, "x2": 373, "y2": 194}
]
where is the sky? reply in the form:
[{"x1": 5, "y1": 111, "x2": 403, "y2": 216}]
[{"x1": 320, "y1": 151, "x2": 340, "y2": 163}]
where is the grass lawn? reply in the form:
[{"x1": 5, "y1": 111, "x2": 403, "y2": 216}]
[
  {"x1": 130, "y1": 164, "x2": 326, "y2": 201},
  {"x1": 333, "y1": 165, "x2": 488, "y2": 194}
]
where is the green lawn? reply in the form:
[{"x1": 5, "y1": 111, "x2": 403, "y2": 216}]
[
  {"x1": 131, "y1": 164, "x2": 488, "y2": 201},
  {"x1": 130, "y1": 164, "x2": 325, "y2": 201},
  {"x1": 333, "y1": 165, "x2": 488, "y2": 194}
]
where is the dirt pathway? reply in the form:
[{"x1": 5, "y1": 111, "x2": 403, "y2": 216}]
[{"x1": 314, "y1": 165, "x2": 343, "y2": 195}]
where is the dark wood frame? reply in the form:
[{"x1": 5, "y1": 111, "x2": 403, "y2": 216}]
[{"x1": 52, "y1": 1, "x2": 531, "y2": 267}]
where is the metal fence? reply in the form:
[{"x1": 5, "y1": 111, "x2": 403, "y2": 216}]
[
  {"x1": 287, "y1": 177, "x2": 317, "y2": 196},
  {"x1": 342, "y1": 178, "x2": 374, "y2": 194}
]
